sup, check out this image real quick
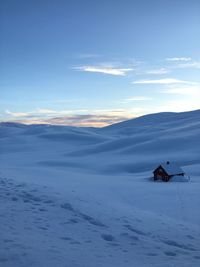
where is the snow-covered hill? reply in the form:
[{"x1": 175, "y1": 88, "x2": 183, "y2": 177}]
[{"x1": 0, "y1": 110, "x2": 199, "y2": 267}]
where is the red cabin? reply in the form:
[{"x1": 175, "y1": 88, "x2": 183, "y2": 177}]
[{"x1": 153, "y1": 161, "x2": 184, "y2": 182}]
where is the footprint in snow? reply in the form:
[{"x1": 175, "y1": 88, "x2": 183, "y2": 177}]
[
  {"x1": 162, "y1": 239, "x2": 196, "y2": 251},
  {"x1": 60, "y1": 237, "x2": 72, "y2": 241},
  {"x1": 146, "y1": 252, "x2": 157, "y2": 256},
  {"x1": 124, "y1": 224, "x2": 147, "y2": 236},
  {"x1": 164, "y1": 251, "x2": 177, "y2": 257},
  {"x1": 101, "y1": 234, "x2": 115, "y2": 242},
  {"x1": 39, "y1": 208, "x2": 47, "y2": 212},
  {"x1": 38, "y1": 226, "x2": 48, "y2": 230},
  {"x1": 80, "y1": 213, "x2": 106, "y2": 227},
  {"x1": 120, "y1": 232, "x2": 139, "y2": 241},
  {"x1": 11, "y1": 197, "x2": 18, "y2": 201},
  {"x1": 60, "y1": 202, "x2": 74, "y2": 211}
]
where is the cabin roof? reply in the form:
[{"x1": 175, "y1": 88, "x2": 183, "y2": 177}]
[{"x1": 159, "y1": 162, "x2": 184, "y2": 175}]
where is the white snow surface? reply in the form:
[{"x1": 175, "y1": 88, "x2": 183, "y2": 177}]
[{"x1": 0, "y1": 110, "x2": 200, "y2": 267}]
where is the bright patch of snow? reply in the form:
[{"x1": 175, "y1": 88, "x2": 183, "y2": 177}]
[{"x1": 171, "y1": 175, "x2": 190, "y2": 182}]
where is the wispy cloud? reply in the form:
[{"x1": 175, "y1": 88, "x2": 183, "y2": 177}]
[
  {"x1": 74, "y1": 66, "x2": 133, "y2": 76},
  {"x1": 146, "y1": 68, "x2": 169, "y2": 75},
  {"x1": 166, "y1": 57, "x2": 192, "y2": 62},
  {"x1": 4, "y1": 108, "x2": 145, "y2": 127},
  {"x1": 122, "y1": 96, "x2": 152, "y2": 102},
  {"x1": 35, "y1": 109, "x2": 57, "y2": 114},
  {"x1": 133, "y1": 78, "x2": 197, "y2": 85},
  {"x1": 175, "y1": 61, "x2": 200, "y2": 69},
  {"x1": 5, "y1": 110, "x2": 30, "y2": 117},
  {"x1": 5, "y1": 109, "x2": 89, "y2": 119},
  {"x1": 165, "y1": 56, "x2": 200, "y2": 69},
  {"x1": 162, "y1": 85, "x2": 200, "y2": 95},
  {"x1": 41, "y1": 112, "x2": 133, "y2": 127},
  {"x1": 158, "y1": 99, "x2": 200, "y2": 113}
]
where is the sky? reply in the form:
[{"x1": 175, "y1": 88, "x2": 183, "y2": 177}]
[{"x1": 1, "y1": 0, "x2": 200, "y2": 127}]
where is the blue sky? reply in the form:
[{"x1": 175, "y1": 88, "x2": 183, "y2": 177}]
[{"x1": 1, "y1": 0, "x2": 200, "y2": 126}]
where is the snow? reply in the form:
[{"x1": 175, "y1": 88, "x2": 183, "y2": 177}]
[
  {"x1": 158, "y1": 162, "x2": 184, "y2": 175},
  {"x1": 170, "y1": 175, "x2": 190, "y2": 182},
  {"x1": 0, "y1": 110, "x2": 200, "y2": 267}
]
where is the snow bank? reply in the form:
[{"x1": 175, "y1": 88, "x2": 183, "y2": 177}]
[{"x1": 171, "y1": 175, "x2": 191, "y2": 182}]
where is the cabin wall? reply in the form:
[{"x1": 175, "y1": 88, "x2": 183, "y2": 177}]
[{"x1": 154, "y1": 169, "x2": 170, "y2": 182}]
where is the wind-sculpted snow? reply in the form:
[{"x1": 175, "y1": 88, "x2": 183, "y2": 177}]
[
  {"x1": 39, "y1": 131, "x2": 108, "y2": 144},
  {"x1": 0, "y1": 172, "x2": 199, "y2": 267},
  {"x1": 0, "y1": 110, "x2": 200, "y2": 266},
  {"x1": 0, "y1": 110, "x2": 200, "y2": 172},
  {"x1": 59, "y1": 110, "x2": 200, "y2": 174},
  {"x1": 100, "y1": 110, "x2": 200, "y2": 134}
]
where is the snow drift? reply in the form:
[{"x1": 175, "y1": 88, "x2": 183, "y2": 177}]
[{"x1": 0, "y1": 110, "x2": 199, "y2": 267}]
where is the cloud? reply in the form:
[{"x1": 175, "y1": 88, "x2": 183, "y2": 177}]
[
  {"x1": 122, "y1": 96, "x2": 152, "y2": 102},
  {"x1": 162, "y1": 85, "x2": 200, "y2": 96},
  {"x1": 3, "y1": 108, "x2": 145, "y2": 127},
  {"x1": 74, "y1": 66, "x2": 133, "y2": 76},
  {"x1": 35, "y1": 109, "x2": 57, "y2": 114},
  {"x1": 133, "y1": 78, "x2": 197, "y2": 85},
  {"x1": 165, "y1": 57, "x2": 200, "y2": 69},
  {"x1": 158, "y1": 99, "x2": 200, "y2": 113},
  {"x1": 175, "y1": 61, "x2": 200, "y2": 69},
  {"x1": 146, "y1": 68, "x2": 169, "y2": 75},
  {"x1": 39, "y1": 114, "x2": 130, "y2": 127},
  {"x1": 5, "y1": 110, "x2": 30, "y2": 117},
  {"x1": 166, "y1": 57, "x2": 192, "y2": 62},
  {"x1": 5, "y1": 109, "x2": 88, "y2": 120}
]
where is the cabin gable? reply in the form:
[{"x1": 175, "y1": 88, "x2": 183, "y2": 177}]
[{"x1": 153, "y1": 165, "x2": 170, "y2": 182}]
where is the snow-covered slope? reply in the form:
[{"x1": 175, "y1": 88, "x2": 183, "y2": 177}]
[{"x1": 0, "y1": 110, "x2": 199, "y2": 267}]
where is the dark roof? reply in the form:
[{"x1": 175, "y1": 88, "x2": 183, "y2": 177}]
[{"x1": 155, "y1": 162, "x2": 184, "y2": 175}]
